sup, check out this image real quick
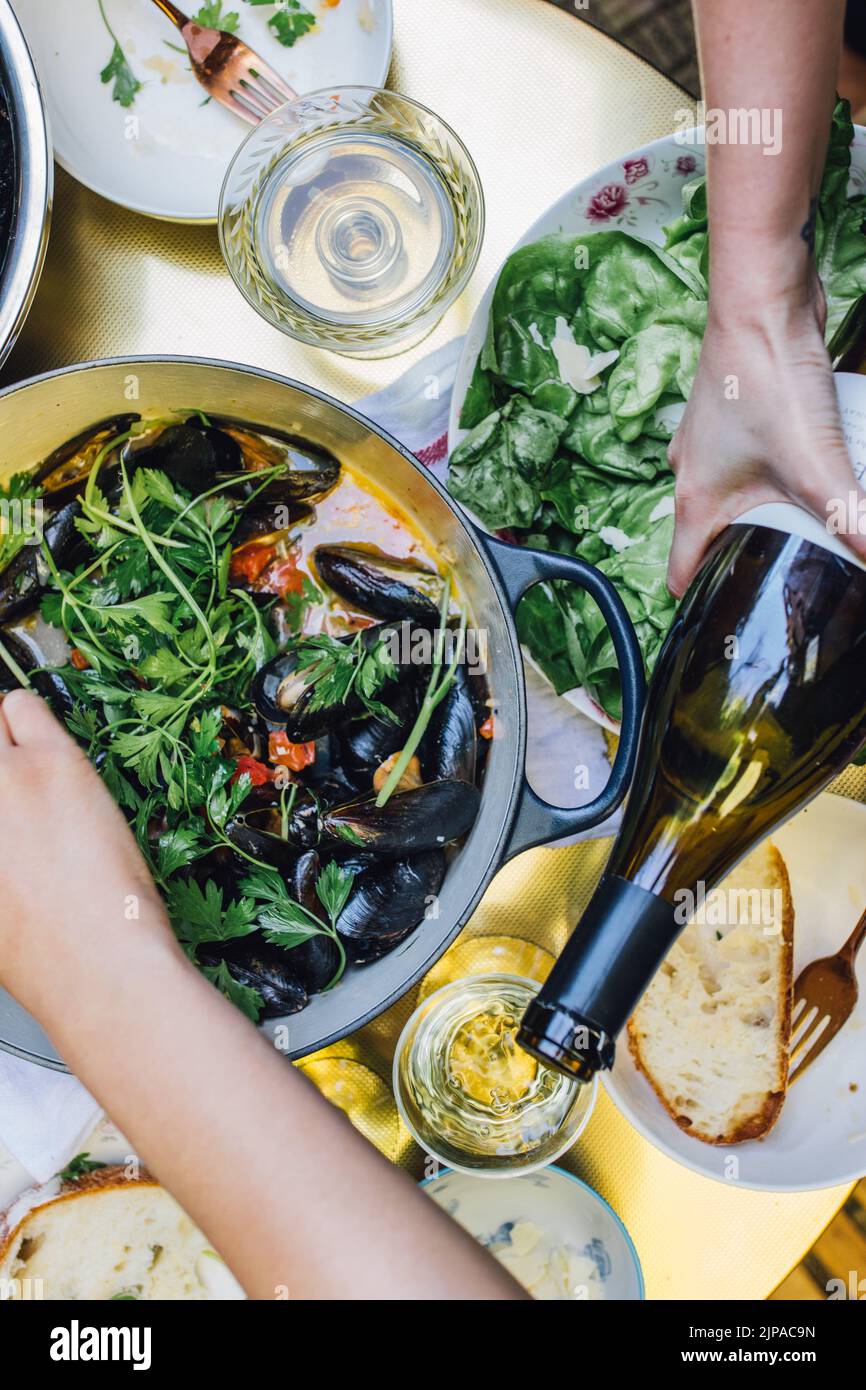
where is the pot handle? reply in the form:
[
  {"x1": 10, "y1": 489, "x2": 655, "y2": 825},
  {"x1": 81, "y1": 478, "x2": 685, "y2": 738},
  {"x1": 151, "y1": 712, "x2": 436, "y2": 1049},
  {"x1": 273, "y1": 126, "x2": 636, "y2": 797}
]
[{"x1": 479, "y1": 531, "x2": 646, "y2": 860}]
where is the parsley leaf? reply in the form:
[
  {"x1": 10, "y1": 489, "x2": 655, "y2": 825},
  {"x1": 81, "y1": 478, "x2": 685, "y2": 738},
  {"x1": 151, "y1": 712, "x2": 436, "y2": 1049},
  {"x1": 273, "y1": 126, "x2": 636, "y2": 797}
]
[
  {"x1": 245, "y1": 0, "x2": 316, "y2": 48},
  {"x1": 167, "y1": 878, "x2": 259, "y2": 945},
  {"x1": 58, "y1": 1153, "x2": 107, "y2": 1183},
  {"x1": 316, "y1": 859, "x2": 354, "y2": 925},
  {"x1": 202, "y1": 961, "x2": 263, "y2": 1022},
  {"x1": 193, "y1": 1, "x2": 241, "y2": 31},
  {"x1": 100, "y1": 40, "x2": 142, "y2": 109}
]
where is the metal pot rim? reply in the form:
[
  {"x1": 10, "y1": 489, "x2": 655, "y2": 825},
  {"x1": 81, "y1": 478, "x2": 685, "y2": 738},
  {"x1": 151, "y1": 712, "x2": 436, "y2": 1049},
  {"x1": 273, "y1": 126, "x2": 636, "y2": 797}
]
[
  {"x1": 0, "y1": 353, "x2": 530, "y2": 1069},
  {"x1": 0, "y1": 0, "x2": 52, "y2": 369}
]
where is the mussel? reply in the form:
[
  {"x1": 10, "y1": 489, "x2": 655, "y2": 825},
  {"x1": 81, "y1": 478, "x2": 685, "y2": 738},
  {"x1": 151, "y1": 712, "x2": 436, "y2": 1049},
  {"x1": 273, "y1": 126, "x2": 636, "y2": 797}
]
[
  {"x1": 0, "y1": 629, "x2": 73, "y2": 717},
  {"x1": 220, "y1": 704, "x2": 267, "y2": 761},
  {"x1": 199, "y1": 936, "x2": 308, "y2": 1018},
  {"x1": 320, "y1": 778, "x2": 481, "y2": 856},
  {"x1": 215, "y1": 422, "x2": 341, "y2": 503},
  {"x1": 336, "y1": 677, "x2": 419, "y2": 787},
  {"x1": 30, "y1": 414, "x2": 141, "y2": 508},
  {"x1": 224, "y1": 794, "x2": 318, "y2": 869},
  {"x1": 232, "y1": 499, "x2": 313, "y2": 546},
  {"x1": 0, "y1": 502, "x2": 82, "y2": 624},
  {"x1": 282, "y1": 850, "x2": 342, "y2": 992},
  {"x1": 314, "y1": 545, "x2": 444, "y2": 624},
  {"x1": 251, "y1": 625, "x2": 405, "y2": 740},
  {"x1": 124, "y1": 420, "x2": 242, "y2": 494},
  {"x1": 335, "y1": 851, "x2": 445, "y2": 963},
  {"x1": 421, "y1": 662, "x2": 477, "y2": 784}
]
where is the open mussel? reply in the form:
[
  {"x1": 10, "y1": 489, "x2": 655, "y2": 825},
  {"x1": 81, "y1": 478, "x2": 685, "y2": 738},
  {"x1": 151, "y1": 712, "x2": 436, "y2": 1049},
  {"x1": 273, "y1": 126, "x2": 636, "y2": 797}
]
[
  {"x1": 321, "y1": 778, "x2": 480, "y2": 856},
  {"x1": 335, "y1": 851, "x2": 445, "y2": 964},
  {"x1": 314, "y1": 545, "x2": 444, "y2": 624},
  {"x1": 199, "y1": 936, "x2": 309, "y2": 1018},
  {"x1": 251, "y1": 625, "x2": 405, "y2": 741},
  {"x1": 124, "y1": 419, "x2": 242, "y2": 495},
  {"x1": 215, "y1": 421, "x2": 340, "y2": 503},
  {"x1": 31, "y1": 414, "x2": 140, "y2": 508},
  {"x1": 421, "y1": 662, "x2": 477, "y2": 784},
  {"x1": 0, "y1": 502, "x2": 82, "y2": 624},
  {"x1": 224, "y1": 793, "x2": 318, "y2": 869},
  {"x1": 220, "y1": 704, "x2": 267, "y2": 761}
]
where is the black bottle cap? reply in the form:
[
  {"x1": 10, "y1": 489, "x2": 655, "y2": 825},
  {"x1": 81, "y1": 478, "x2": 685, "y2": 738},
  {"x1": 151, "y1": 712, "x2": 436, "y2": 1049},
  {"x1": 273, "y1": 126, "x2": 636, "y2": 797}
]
[
  {"x1": 519, "y1": 998, "x2": 614, "y2": 1082},
  {"x1": 517, "y1": 874, "x2": 679, "y2": 1080}
]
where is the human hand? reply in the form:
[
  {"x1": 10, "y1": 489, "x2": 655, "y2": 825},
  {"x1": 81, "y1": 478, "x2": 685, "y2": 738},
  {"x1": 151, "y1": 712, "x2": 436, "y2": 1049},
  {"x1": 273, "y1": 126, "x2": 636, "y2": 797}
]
[
  {"x1": 666, "y1": 270, "x2": 866, "y2": 597},
  {"x1": 0, "y1": 689, "x2": 177, "y2": 1014}
]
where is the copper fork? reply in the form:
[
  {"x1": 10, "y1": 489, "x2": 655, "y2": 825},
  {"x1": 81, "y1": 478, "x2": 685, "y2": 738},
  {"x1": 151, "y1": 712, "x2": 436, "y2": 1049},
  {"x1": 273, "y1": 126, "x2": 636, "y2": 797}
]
[
  {"x1": 789, "y1": 905, "x2": 866, "y2": 1083},
  {"x1": 150, "y1": 0, "x2": 297, "y2": 124}
]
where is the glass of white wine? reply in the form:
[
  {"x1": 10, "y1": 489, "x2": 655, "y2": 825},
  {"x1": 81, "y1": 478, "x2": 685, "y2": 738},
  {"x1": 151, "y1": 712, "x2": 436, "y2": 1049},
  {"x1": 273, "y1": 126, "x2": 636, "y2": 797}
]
[{"x1": 219, "y1": 87, "x2": 484, "y2": 357}]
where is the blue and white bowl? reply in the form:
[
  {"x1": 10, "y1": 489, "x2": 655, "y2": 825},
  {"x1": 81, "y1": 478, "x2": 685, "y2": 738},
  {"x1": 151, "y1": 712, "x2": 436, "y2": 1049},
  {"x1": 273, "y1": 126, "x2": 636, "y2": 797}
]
[{"x1": 422, "y1": 1164, "x2": 644, "y2": 1300}]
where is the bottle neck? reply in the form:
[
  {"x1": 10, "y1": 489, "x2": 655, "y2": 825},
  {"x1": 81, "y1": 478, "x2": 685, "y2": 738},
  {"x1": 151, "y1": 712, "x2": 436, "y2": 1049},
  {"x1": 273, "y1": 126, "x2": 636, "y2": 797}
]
[{"x1": 518, "y1": 874, "x2": 679, "y2": 1077}]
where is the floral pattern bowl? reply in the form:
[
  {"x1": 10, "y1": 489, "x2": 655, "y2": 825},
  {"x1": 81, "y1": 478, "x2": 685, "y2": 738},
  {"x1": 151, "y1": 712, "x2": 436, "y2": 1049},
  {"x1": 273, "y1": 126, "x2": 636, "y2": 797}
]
[{"x1": 447, "y1": 125, "x2": 866, "y2": 730}]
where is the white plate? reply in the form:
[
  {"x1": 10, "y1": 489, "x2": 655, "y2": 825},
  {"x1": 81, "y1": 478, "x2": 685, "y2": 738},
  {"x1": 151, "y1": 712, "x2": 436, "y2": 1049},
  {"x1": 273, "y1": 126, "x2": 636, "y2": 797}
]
[
  {"x1": 12, "y1": 0, "x2": 393, "y2": 222},
  {"x1": 604, "y1": 792, "x2": 866, "y2": 1192},
  {"x1": 447, "y1": 126, "x2": 866, "y2": 731},
  {"x1": 423, "y1": 1164, "x2": 644, "y2": 1299}
]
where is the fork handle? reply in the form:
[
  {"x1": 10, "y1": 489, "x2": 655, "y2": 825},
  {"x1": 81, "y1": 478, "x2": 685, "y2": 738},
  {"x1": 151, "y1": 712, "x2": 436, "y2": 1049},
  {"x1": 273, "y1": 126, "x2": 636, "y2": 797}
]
[
  {"x1": 843, "y1": 904, "x2": 866, "y2": 961},
  {"x1": 150, "y1": 0, "x2": 190, "y2": 29}
]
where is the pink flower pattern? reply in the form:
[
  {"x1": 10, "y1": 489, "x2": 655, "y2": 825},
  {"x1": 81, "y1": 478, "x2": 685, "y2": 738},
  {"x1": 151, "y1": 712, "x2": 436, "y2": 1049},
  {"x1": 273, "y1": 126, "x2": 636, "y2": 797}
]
[
  {"x1": 586, "y1": 183, "x2": 629, "y2": 222},
  {"x1": 623, "y1": 156, "x2": 650, "y2": 185}
]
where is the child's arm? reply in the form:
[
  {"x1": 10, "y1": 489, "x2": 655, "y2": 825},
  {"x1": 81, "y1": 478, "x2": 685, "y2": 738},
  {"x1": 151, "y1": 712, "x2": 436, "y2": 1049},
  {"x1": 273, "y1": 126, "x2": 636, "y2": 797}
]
[{"x1": 0, "y1": 689, "x2": 524, "y2": 1301}]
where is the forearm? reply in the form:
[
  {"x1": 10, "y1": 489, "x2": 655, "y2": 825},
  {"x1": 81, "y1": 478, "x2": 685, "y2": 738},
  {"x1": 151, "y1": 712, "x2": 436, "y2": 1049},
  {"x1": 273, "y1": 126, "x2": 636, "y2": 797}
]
[
  {"x1": 31, "y1": 926, "x2": 524, "y2": 1301},
  {"x1": 693, "y1": 0, "x2": 844, "y2": 307}
]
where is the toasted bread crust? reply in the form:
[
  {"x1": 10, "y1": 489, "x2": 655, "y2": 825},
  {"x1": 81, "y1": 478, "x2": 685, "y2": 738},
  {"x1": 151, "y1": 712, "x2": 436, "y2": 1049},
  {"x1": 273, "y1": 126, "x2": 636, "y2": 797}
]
[
  {"x1": 0, "y1": 1165, "x2": 158, "y2": 1266},
  {"x1": 628, "y1": 842, "x2": 794, "y2": 1146}
]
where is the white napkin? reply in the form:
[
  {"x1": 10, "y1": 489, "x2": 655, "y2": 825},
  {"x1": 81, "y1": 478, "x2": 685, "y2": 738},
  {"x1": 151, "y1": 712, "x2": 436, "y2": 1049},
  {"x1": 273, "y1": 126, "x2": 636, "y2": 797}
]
[{"x1": 0, "y1": 338, "x2": 618, "y2": 1181}]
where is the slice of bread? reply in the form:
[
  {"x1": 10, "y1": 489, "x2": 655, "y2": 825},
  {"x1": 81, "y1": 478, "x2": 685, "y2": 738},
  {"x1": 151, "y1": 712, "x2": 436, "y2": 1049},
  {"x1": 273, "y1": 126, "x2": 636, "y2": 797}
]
[
  {"x1": 627, "y1": 841, "x2": 794, "y2": 1145},
  {"x1": 0, "y1": 1166, "x2": 245, "y2": 1300}
]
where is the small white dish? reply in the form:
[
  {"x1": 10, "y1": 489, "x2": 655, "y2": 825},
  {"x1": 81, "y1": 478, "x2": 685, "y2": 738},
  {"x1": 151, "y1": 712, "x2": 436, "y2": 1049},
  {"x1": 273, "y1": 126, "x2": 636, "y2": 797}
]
[
  {"x1": 605, "y1": 792, "x2": 866, "y2": 1192},
  {"x1": 12, "y1": 0, "x2": 393, "y2": 222},
  {"x1": 422, "y1": 1164, "x2": 644, "y2": 1300}
]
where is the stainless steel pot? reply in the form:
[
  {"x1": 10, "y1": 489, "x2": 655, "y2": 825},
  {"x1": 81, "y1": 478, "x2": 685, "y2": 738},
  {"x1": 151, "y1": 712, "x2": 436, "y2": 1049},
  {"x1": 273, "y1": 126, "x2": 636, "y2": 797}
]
[
  {"x1": 0, "y1": 0, "x2": 51, "y2": 367},
  {"x1": 0, "y1": 358, "x2": 644, "y2": 1069}
]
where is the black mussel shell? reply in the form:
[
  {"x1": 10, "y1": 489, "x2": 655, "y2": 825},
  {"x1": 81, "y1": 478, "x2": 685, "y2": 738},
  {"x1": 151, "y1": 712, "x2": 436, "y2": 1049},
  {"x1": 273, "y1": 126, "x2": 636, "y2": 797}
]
[
  {"x1": 224, "y1": 794, "x2": 318, "y2": 868},
  {"x1": 232, "y1": 499, "x2": 313, "y2": 546},
  {"x1": 31, "y1": 414, "x2": 140, "y2": 508},
  {"x1": 321, "y1": 778, "x2": 481, "y2": 856},
  {"x1": 125, "y1": 421, "x2": 242, "y2": 494},
  {"x1": 336, "y1": 677, "x2": 419, "y2": 787},
  {"x1": 220, "y1": 704, "x2": 267, "y2": 760},
  {"x1": 215, "y1": 422, "x2": 340, "y2": 503},
  {"x1": 0, "y1": 629, "x2": 73, "y2": 718},
  {"x1": 420, "y1": 662, "x2": 477, "y2": 784},
  {"x1": 252, "y1": 625, "x2": 403, "y2": 741},
  {"x1": 292, "y1": 848, "x2": 320, "y2": 916},
  {"x1": 0, "y1": 502, "x2": 82, "y2": 625},
  {"x1": 199, "y1": 936, "x2": 309, "y2": 1018},
  {"x1": 335, "y1": 851, "x2": 445, "y2": 964},
  {"x1": 314, "y1": 545, "x2": 444, "y2": 625},
  {"x1": 250, "y1": 648, "x2": 317, "y2": 729}
]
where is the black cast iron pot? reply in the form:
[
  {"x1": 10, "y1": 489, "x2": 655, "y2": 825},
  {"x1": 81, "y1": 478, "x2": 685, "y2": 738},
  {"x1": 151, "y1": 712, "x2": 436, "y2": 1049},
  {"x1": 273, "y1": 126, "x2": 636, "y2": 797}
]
[{"x1": 0, "y1": 358, "x2": 644, "y2": 1069}]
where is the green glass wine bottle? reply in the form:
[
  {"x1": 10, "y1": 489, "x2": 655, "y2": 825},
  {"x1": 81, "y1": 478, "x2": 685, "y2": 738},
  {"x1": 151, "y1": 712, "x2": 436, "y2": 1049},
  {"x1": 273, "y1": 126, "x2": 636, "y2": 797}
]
[{"x1": 519, "y1": 374, "x2": 866, "y2": 1081}]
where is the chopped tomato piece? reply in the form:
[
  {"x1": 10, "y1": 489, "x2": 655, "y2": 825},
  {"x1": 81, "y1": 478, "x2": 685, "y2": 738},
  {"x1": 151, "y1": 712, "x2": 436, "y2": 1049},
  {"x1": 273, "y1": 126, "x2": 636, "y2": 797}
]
[
  {"x1": 69, "y1": 648, "x2": 90, "y2": 671},
  {"x1": 268, "y1": 731, "x2": 316, "y2": 771},
  {"x1": 259, "y1": 555, "x2": 304, "y2": 600},
  {"x1": 479, "y1": 715, "x2": 494, "y2": 740},
  {"x1": 231, "y1": 755, "x2": 274, "y2": 787},
  {"x1": 229, "y1": 542, "x2": 276, "y2": 586}
]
